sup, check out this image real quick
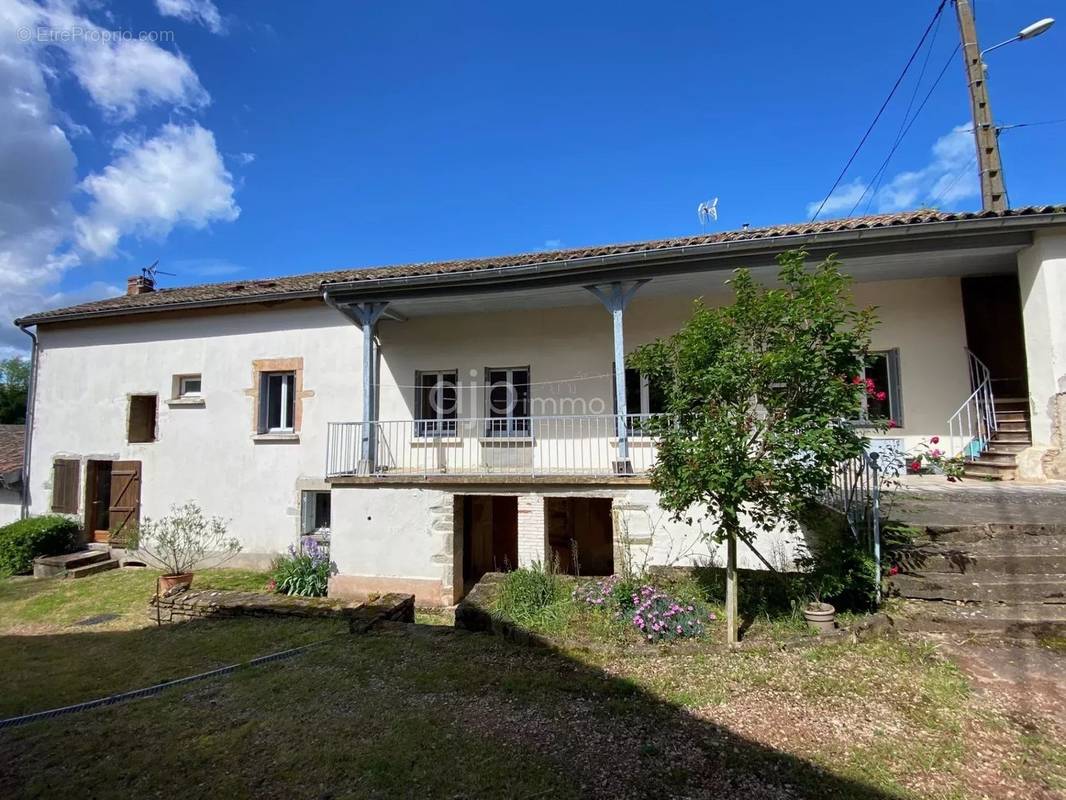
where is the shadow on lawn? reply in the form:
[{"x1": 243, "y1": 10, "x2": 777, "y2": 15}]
[{"x1": 0, "y1": 619, "x2": 901, "y2": 800}]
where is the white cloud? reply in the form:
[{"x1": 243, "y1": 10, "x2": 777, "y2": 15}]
[
  {"x1": 155, "y1": 0, "x2": 225, "y2": 35},
  {"x1": 0, "y1": 1, "x2": 239, "y2": 353},
  {"x1": 805, "y1": 178, "x2": 867, "y2": 220},
  {"x1": 75, "y1": 123, "x2": 240, "y2": 258},
  {"x1": 542, "y1": 238, "x2": 564, "y2": 250},
  {"x1": 807, "y1": 125, "x2": 979, "y2": 219}
]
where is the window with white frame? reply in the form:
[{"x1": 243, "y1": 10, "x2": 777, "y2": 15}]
[
  {"x1": 859, "y1": 350, "x2": 903, "y2": 426},
  {"x1": 415, "y1": 370, "x2": 458, "y2": 436},
  {"x1": 259, "y1": 371, "x2": 296, "y2": 433},
  {"x1": 485, "y1": 367, "x2": 531, "y2": 437},
  {"x1": 178, "y1": 375, "x2": 202, "y2": 397},
  {"x1": 300, "y1": 490, "x2": 331, "y2": 534},
  {"x1": 613, "y1": 367, "x2": 666, "y2": 435}
]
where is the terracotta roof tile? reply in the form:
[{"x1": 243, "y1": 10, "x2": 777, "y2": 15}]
[{"x1": 15, "y1": 206, "x2": 1066, "y2": 326}]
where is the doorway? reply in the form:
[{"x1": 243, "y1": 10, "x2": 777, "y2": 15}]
[
  {"x1": 84, "y1": 460, "x2": 141, "y2": 544},
  {"x1": 461, "y1": 495, "x2": 518, "y2": 590},
  {"x1": 961, "y1": 275, "x2": 1028, "y2": 398},
  {"x1": 546, "y1": 497, "x2": 613, "y2": 576}
]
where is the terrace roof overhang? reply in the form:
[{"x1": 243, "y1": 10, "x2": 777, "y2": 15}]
[{"x1": 320, "y1": 214, "x2": 1048, "y2": 315}]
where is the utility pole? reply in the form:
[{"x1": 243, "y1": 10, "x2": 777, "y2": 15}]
[{"x1": 954, "y1": 0, "x2": 1008, "y2": 211}]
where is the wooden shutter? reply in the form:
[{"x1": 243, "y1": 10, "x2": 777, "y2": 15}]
[
  {"x1": 51, "y1": 459, "x2": 80, "y2": 514},
  {"x1": 108, "y1": 461, "x2": 142, "y2": 543}
]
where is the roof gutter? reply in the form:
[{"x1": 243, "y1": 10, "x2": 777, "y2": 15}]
[{"x1": 17, "y1": 324, "x2": 38, "y2": 520}]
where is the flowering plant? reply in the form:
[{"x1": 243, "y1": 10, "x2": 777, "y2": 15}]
[
  {"x1": 906, "y1": 436, "x2": 965, "y2": 480},
  {"x1": 630, "y1": 586, "x2": 707, "y2": 643},
  {"x1": 270, "y1": 537, "x2": 334, "y2": 596}
]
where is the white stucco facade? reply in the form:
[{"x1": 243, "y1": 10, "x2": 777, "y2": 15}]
[{"x1": 21, "y1": 227, "x2": 1066, "y2": 601}]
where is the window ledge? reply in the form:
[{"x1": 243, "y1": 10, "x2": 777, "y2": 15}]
[
  {"x1": 167, "y1": 397, "x2": 205, "y2": 408},
  {"x1": 478, "y1": 436, "x2": 534, "y2": 445},
  {"x1": 609, "y1": 436, "x2": 657, "y2": 446},
  {"x1": 252, "y1": 432, "x2": 300, "y2": 443},
  {"x1": 412, "y1": 436, "x2": 463, "y2": 445}
]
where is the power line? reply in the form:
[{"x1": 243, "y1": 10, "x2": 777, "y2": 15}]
[
  {"x1": 850, "y1": 42, "x2": 961, "y2": 217},
  {"x1": 855, "y1": 11, "x2": 944, "y2": 216},
  {"x1": 930, "y1": 153, "x2": 977, "y2": 208},
  {"x1": 809, "y1": 0, "x2": 949, "y2": 222}
]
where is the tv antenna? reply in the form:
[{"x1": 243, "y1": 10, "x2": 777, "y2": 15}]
[
  {"x1": 697, "y1": 198, "x2": 718, "y2": 227},
  {"x1": 142, "y1": 260, "x2": 176, "y2": 282}
]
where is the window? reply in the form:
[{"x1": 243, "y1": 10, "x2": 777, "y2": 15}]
[
  {"x1": 860, "y1": 350, "x2": 903, "y2": 426},
  {"x1": 178, "y1": 375, "x2": 202, "y2": 397},
  {"x1": 259, "y1": 371, "x2": 296, "y2": 433},
  {"x1": 128, "y1": 395, "x2": 157, "y2": 443},
  {"x1": 614, "y1": 368, "x2": 665, "y2": 435},
  {"x1": 300, "y1": 490, "x2": 331, "y2": 534},
  {"x1": 415, "y1": 370, "x2": 458, "y2": 436},
  {"x1": 485, "y1": 367, "x2": 530, "y2": 437}
]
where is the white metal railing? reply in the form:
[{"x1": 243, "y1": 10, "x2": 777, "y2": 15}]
[
  {"x1": 326, "y1": 415, "x2": 662, "y2": 478},
  {"x1": 947, "y1": 349, "x2": 998, "y2": 461},
  {"x1": 823, "y1": 449, "x2": 883, "y2": 602}
]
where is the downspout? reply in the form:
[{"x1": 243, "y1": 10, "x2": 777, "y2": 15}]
[{"x1": 17, "y1": 324, "x2": 39, "y2": 520}]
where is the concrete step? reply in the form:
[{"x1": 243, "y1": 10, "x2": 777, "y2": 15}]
[
  {"x1": 986, "y1": 443, "x2": 1030, "y2": 455},
  {"x1": 963, "y1": 463, "x2": 1015, "y2": 480},
  {"x1": 66, "y1": 559, "x2": 120, "y2": 579},
  {"x1": 32, "y1": 549, "x2": 110, "y2": 579},
  {"x1": 896, "y1": 601, "x2": 1066, "y2": 638},
  {"x1": 996, "y1": 420, "x2": 1031, "y2": 433},
  {"x1": 994, "y1": 397, "x2": 1029, "y2": 409},
  {"x1": 969, "y1": 452, "x2": 1018, "y2": 467},
  {"x1": 994, "y1": 409, "x2": 1029, "y2": 421},
  {"x1": 888, "y1": 573, "x2": 1066, "y2": 604},
  {"x1": 991, "y1": 433, "x2": 1032, "y2": 445}
]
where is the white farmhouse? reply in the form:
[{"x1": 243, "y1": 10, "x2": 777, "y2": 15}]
[{"x1": 14, "y1": 208, "x2": 1066, "y2": 604}]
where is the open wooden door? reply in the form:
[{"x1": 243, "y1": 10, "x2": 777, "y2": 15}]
[{"x1": 107, "y1": 461, "x2": 141, "y2": 545}]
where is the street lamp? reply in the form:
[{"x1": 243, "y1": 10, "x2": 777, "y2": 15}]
[{"x1": 981, "y1": 17, "x2": 1055, "y2": 57}]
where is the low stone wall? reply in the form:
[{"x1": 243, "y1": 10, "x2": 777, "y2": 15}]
[{"x1": 149, "y1": 589, "x2": 414, "y2": 632}]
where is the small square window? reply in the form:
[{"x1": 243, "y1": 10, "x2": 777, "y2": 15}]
[
  {"x1": 128, "y1": 395, "x2": 157, "y2": 443},
  {"x1": 178, "y1": 375, "x2": 202, "y2": 397},
  {"x1": 259, "y1": 371, "x2": 296, "y2": 433}
]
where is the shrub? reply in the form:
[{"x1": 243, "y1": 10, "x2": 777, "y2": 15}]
[
  {"x1": 493, "y1": 564, "x2": 573, "y2": 633},
  {"x1": 0, "y1": 515, "x2": 79, "y2": 576},
  {"x1": 270, "y1": 538, "x2": 334, "y2": 597},
  {"x1": 575, "y1": 576, "x2": 713, "y2": 643},
  {"x1": 125, "y1": 502, "x2": 239, "y2": 576}
]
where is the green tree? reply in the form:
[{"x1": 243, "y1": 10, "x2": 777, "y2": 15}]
[
  {"x1": 629, "y1": 251, "x2": 875, "y2": 644},
  {"x1": 0, "y1": 357, "x2": 31, "y2": 424}
]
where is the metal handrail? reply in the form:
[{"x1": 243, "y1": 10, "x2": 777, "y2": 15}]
[
  {"x1": 823, "y1": 449, "x2": 883, "y2": 602},
  {"x1": 947, "y1": 349, "x2": 998, "y2": 461}
]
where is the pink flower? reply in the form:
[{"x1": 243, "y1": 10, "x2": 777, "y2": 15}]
[
  {"x1": 910, "y1": 460, "x2": 922, "y2": 472},
  {"x1": 930, "y1": 436, "x2": 940, "y2": 444},
  {"x1": 887, "y1": 419, "x2": 897, "y2": 429},
  {"x1": 930, "y1": 449, "x2": 943, "y2": 459},
  {"x1": 876, "y1": 391, "x2": 887, "y2": 402},
  {"x1": 887, "y1": 566, "x2": 900, "y2": 576}
]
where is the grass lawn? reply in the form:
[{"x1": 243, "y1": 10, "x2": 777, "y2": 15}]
[{"x1": 1, "y1": 570, "x2": 1063, "y2": 799}]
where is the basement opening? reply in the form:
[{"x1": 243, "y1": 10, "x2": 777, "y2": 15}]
[
  {"x1": 546, "y1": 497, "x2": 613, "y2": 576},
  {"x1": 461, "y1": 495, "x2": 518, "y2": 592}
]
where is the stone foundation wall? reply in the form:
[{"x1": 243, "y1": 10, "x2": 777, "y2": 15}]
[{"x1": 149, "y1": 589, "x2": 414, "y2": 631}]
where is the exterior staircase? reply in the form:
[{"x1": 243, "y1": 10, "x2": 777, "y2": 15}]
[
  {"x1": 962, "y1": 397, "x2": 1032, "y2": 481},
  {"x1": 887, "y1": 517, "x2": 1066, "y2": 637},
  {"x1": 32, "y1": 545, "x2": 120, "y2": 579}
]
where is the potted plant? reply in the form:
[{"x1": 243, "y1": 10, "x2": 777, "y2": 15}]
[
  {"x1": 125, "y1": 502, "x2": 240, "y2": 593},
  {"x1": 802, "y1": 598, "x2": 837, "y2": 633}
]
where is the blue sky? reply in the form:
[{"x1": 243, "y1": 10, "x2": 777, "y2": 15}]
[{"x1": 1, "y1": 0, "x2": 1063, "y2": 354}]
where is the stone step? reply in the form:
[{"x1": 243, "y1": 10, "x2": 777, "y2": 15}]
[
  {"x1": 66, "y1": 559, "x2": 120, "y2": 579},
  {"x1": 991, "y1": 433, "x2": 1032, "y2": 444},
  {"x1": 896, "y1": 601, "x2": 1066, "y2": 638},
  {"x1": 888, "y1": 573, "x2": 1066, "y2": 604},
  {"x1": 969, "y1": 452, "x2": 1018, "y2": 466},
  {"x1": 915, "y1": 522, "x2": 1066, "y2": 544},
  {"x1": 994, "y1": 397, "x2": 1029, "y2": 409},
  {"x1": 986, "y1": 443, "x2": 1030, "y2": 455},
  {"x1": 897, "y1": 552, "x2": 1066, "y2": 575},
  {"x1": 32, "y1": 549, "x2": 110, "y2": 579}
]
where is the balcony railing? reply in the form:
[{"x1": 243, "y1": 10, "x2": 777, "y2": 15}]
[{"x1": 326, "y1": 415, "x2": 662, "y2": 478}]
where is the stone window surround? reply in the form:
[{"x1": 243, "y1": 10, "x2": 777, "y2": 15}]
[{"x1": 244, "y1": 357, "x2": 314, "y2": 441}]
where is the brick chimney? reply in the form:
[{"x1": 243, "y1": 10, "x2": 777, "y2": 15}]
[{"x1": 127, "y1": 275, "x2": 155, "y2": 295}]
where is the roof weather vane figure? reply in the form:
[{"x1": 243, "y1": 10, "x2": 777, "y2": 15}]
[{"x1": 697, "y1": 198, "x2": 718, "y2": 228}]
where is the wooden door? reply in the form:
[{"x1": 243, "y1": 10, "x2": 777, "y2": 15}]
[
  {"x1": 961, "y1": 276, "x2": 1028, "y2": 398},
  {"x1": 107, "y1": 461, "x2": 141, "y2": 545}
]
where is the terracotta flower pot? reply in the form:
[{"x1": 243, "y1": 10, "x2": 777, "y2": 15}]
[
  {"x1": 803, "y1": 602, "x2": 836, "y2": 634},
  {"x1": 158, "y1": 572, "x2": 194, "y2": 595}
]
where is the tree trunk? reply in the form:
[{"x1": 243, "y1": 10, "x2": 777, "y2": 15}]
[{"x1": 724, "y1": 517, "x2": 739, "y2": 647}]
